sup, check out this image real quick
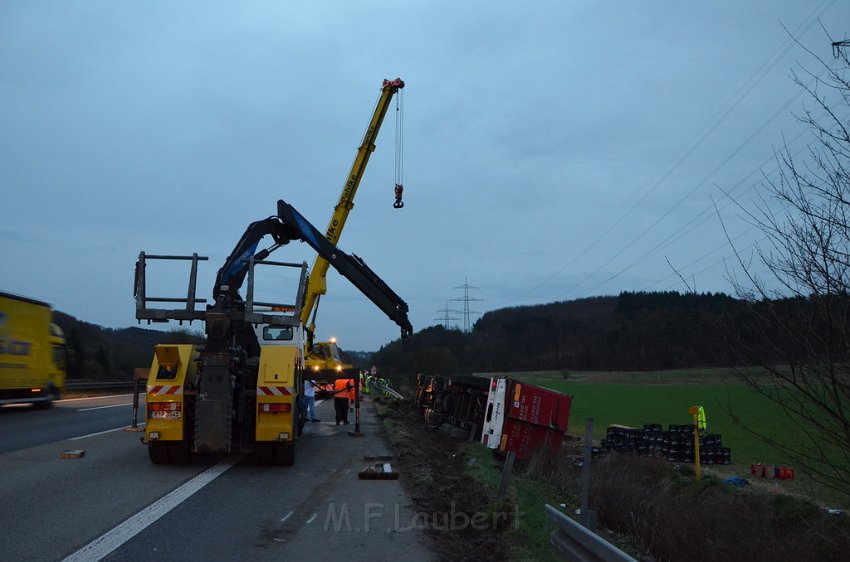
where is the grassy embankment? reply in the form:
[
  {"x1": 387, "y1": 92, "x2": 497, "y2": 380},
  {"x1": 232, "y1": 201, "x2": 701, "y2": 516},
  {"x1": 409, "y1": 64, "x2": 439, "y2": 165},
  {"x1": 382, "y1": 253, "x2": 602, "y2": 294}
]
[
  {"x1": 504, "y1": 368, "x2": 843, "y2": 506},
  {"x1": 381, "y1": 368, "x2": 849, "y2": 559}
]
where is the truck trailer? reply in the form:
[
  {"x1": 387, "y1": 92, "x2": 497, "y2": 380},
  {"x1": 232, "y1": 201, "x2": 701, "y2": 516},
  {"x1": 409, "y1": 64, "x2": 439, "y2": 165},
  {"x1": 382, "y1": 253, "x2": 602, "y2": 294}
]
[{"x1": 0, "y1": 291, "x2": 67, "y2": 407}]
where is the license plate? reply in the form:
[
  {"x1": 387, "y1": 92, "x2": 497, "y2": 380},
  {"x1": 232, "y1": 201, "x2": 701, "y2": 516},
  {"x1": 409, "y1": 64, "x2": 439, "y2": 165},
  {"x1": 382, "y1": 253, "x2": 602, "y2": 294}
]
[{"x1": 150, "y1": 411, "x2": 181, "y2": 419}]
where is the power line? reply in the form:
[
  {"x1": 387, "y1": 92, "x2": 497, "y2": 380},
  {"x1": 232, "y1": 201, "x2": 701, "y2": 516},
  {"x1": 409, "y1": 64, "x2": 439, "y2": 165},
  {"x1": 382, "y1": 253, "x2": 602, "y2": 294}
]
[
  {"x1": 566, "y1": 59, "x2": 839, "y2": 301},
  {"x1": 503, "y1": 0, "x2": 839, "y2": 306}
]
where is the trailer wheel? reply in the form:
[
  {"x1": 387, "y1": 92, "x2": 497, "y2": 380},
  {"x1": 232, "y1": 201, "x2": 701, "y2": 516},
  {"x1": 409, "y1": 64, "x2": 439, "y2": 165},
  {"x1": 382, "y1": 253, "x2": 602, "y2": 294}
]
[{"x1": 148, "y1": 442, "x2": 170, "y2": 464}]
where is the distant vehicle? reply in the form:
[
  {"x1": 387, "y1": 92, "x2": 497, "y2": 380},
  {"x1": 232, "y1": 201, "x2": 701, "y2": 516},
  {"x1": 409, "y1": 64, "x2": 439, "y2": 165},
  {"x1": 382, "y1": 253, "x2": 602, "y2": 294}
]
[
  {"x1": 306, "y1": 338, "x2": 355, "y2": 398},
  {"x1": 0, "y1": 291, "x2": 67, "y2": 407}
]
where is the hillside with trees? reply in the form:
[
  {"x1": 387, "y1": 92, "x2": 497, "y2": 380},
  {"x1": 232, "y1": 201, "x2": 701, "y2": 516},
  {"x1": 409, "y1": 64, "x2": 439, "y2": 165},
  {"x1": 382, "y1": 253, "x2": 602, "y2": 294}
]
[
  {"x1": 372, "y1": 291, "x2": 792, "y2": 374},
  {"x1": 54, "y1": 290, "x2": 806, "y2": 379},
  {"x1": 53, "y1": 311, "x2": 204, "y2": 380}
]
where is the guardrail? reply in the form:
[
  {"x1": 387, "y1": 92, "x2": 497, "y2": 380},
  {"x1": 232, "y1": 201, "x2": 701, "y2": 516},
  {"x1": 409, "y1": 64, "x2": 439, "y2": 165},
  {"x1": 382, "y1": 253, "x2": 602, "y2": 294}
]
[
  {"x1": 369, "y1": 381, "x2": 405, "y2": 399},
  {"x1": 65, "y1": 380, "x2": 136, "y2": 391},
  {"x1": 544, "y1": 504, "x2": 636, "y2": 562}
]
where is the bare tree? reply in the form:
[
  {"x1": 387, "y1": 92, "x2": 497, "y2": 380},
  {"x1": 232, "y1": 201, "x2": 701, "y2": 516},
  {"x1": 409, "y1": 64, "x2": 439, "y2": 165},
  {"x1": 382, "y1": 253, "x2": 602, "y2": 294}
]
[{"x1": 724, "y1": 43, "x2": 850, "y2": 499}]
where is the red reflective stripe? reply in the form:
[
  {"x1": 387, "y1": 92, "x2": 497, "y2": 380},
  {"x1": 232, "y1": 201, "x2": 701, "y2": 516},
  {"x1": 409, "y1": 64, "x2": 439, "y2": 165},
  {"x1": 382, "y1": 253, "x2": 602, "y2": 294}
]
[
  {"x1": 165, "y1": 386, "x2": 180, "y2": 394},
  {"x1": 260, "y1": 403, "x2": 292, "y2": 413},
  {"x1": 148, "y1": 385, "x2": 163, "y2": 395}
]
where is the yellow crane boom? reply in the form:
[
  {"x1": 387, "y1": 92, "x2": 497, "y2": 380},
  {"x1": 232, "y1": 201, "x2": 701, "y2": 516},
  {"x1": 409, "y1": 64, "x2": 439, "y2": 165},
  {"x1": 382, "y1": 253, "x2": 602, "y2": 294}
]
[{"x1": 300, "y1": 77, "x2": 405, "y2": 341}]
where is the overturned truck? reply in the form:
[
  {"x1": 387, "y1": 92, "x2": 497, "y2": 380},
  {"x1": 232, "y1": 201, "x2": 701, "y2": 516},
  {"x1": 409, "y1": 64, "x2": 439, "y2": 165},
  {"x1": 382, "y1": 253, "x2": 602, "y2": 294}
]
[{"x1": 415, "y1": 374, "x2": 574, "y2": 459}]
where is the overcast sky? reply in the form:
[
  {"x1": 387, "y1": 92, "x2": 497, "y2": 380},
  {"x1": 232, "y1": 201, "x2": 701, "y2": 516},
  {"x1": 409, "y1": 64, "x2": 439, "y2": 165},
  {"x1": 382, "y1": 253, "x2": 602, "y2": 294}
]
[{"x1": 2, "y1": 1, "x2": 848, "y2": 351}]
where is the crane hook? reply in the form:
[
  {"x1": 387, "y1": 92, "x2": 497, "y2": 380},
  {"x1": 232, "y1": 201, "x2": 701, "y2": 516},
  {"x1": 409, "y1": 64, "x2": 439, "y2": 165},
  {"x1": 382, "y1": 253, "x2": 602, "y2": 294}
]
[{"x1": 393, "y1": 183, "x2": 404, "y2": 209}]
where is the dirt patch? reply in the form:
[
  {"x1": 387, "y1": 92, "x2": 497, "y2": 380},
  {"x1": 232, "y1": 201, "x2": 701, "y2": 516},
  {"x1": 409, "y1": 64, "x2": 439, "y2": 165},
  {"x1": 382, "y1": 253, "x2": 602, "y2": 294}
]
[{"x1": 377, "y1": 399, "x2": 515, "y2": 561}]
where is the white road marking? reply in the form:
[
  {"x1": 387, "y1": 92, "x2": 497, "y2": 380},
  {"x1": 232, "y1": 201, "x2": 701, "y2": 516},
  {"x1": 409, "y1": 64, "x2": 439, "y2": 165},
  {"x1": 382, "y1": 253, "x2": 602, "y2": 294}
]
[
  {"x1": 280, "y1": 510, "x2": 294, "y2": 523},
  {"x1": 61, "y1": 455, "x2": 242, "y2": 562},
  {"x1": 306, "y1": 513, "x2": 317, "y2": 524},
  {"x1": 60, "y1": 394, "x2": 131, "y2": 403},
  {"x1": 78, "y1": 403, "x2": 131, "y2": 412},
  {"x1": 70, "y1": 427, "x2": 126, "y2": 440}
]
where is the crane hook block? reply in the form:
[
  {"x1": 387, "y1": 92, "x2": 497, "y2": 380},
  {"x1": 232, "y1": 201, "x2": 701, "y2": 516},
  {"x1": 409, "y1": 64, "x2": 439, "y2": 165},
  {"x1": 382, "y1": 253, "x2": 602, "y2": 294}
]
[
  {"x1": 383, "y1": 78, "x2": 405, "y2": 90},
  {"x1": 393, "y1": 184, "x2": 404, "y2": 209}
]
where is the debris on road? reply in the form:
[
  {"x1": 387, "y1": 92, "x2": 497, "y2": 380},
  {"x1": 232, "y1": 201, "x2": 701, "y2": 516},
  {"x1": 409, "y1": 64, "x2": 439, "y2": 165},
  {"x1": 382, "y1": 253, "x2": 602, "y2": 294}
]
[
  {"x1": 60, "y1": 449, "x2": 85, "y2": 459},
  {"x1": 358, "y1": 462, "x2": 399, "y2": 480}
]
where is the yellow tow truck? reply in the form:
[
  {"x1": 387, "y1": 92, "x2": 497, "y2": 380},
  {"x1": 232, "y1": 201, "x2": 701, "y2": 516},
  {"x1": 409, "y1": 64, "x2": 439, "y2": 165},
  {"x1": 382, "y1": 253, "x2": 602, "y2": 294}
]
[{"x1": 134, "y1": 200, "x2": 412, "y2": 465}]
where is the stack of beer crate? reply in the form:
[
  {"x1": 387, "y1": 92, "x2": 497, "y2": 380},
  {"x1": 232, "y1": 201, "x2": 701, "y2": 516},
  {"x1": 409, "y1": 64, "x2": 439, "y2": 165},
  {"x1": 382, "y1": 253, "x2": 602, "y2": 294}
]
[{"x1": 600, "y1": 422, "x2": 732, "y2": 465}]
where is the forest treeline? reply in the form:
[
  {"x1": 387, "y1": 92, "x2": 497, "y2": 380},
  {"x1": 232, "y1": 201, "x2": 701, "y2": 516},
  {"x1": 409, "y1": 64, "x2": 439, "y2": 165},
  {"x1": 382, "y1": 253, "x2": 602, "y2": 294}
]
[
  {"x1": 55, "y1": 290, "x2": 807, "y2": 379},
  {"x1": 53, "y1": 311, "x2": 204, "y2": 380},
  {"x1": 372, "y1": 291, "x2": 806, "y2": 374}
]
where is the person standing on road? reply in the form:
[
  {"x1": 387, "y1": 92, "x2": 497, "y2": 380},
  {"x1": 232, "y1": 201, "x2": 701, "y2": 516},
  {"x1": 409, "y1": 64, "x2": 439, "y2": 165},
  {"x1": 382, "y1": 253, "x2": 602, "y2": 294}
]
[
  {"x1": 304, "y1": 379, "x2": 320, "y2": 422},
  {"x1": 333, "y1": 377, "x2": 352, "y2": 425},
  {"x1": 347, "y1": 376, "x2": 357, "y2": 415}
]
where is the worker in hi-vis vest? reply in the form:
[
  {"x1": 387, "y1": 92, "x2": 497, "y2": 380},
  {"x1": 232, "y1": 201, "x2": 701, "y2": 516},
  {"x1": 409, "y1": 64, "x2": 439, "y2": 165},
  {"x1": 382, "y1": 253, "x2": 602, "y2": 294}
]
[
  {"x1": 697, "y1": 405, "x2": 707, "y2": 434},
  {"x1": 333, "y1": 377, "x2": 353, "y2": 425}
]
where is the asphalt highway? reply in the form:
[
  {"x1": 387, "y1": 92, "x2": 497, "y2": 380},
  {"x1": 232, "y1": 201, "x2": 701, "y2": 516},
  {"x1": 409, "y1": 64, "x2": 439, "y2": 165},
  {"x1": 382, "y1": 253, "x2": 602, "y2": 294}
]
[{"x1": 0, "y1": 395, "x2": 434, "y2": 561}]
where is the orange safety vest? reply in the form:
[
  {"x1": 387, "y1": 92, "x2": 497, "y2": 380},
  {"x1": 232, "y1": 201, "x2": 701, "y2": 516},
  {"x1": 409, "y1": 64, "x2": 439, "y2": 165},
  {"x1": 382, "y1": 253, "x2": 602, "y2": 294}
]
[
  {"x1": 346, "y1": 378, "x2": 356, "y2": 401},
  {"x1": 334, "y1": 379, "x2": 354, "y2": 399}
]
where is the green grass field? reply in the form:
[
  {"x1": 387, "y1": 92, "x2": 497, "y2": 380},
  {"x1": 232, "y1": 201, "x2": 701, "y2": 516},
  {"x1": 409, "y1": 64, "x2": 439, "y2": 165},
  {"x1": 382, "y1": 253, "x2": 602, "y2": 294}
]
[{"x1": 520, "y1": 376, "x2": 797, "y2": 468}]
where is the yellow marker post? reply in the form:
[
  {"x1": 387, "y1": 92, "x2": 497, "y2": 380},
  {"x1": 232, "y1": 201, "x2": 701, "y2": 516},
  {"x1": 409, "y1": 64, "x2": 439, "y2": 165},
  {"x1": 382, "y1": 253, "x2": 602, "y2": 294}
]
[{"x1": 688, "y1": 406, "x2": 702, "y2": 481}]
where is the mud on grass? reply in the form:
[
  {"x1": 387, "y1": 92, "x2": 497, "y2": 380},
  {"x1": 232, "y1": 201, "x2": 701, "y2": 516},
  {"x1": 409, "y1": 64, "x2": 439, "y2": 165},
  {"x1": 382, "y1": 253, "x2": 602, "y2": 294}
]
[{"x1": 376, "y1": 399, "x2": 555, "y2": 562}]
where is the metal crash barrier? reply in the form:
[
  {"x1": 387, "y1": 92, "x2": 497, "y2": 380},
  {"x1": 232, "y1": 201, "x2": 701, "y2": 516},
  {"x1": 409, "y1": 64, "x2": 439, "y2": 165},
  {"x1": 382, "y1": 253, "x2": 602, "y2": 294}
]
[
  {"x1": 544, "y1": 504, "x2": 636, "y2": 562},
  {"x1": 368, "y1": 380, "x2": 405, "y2": 400}
]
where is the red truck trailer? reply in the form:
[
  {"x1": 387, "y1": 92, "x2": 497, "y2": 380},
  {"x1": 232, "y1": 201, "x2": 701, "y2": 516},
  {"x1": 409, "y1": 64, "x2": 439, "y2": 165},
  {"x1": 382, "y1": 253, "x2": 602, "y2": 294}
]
[{"x1": 481, "y1": 378, "x2": 573, "y2": 459}]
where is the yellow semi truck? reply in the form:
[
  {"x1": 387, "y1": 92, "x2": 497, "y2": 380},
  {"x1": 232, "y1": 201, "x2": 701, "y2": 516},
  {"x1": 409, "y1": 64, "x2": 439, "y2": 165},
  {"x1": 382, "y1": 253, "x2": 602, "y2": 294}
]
[{"x1": 0, "y1": 291, "x2": 67, "y2": 407}]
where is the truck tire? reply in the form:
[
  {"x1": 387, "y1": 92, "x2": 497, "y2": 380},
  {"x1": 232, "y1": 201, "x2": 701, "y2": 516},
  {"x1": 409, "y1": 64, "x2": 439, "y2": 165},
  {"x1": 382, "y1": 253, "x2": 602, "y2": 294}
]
[
  {"x1": 149, "y1": 442, "x2": 170, "y2": 464},
  {"x1": 254, "y1": 442, "x2": 295, "y2": 465},
  {"x1": 168, "y1": 441, "x2": 191, "y2": 464},
  {"x1": 254, "y1": 442, "x2": 276, "y2": 465},
  {"x1": 275, "y1": 443, "x2": 295, "y2": 466},
  {"x1": 450, "y1": 426, "x2": 471, "y2": 440},
  {"x1": 34, "y1": 384, "x2": 58, "y2": 409}
]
